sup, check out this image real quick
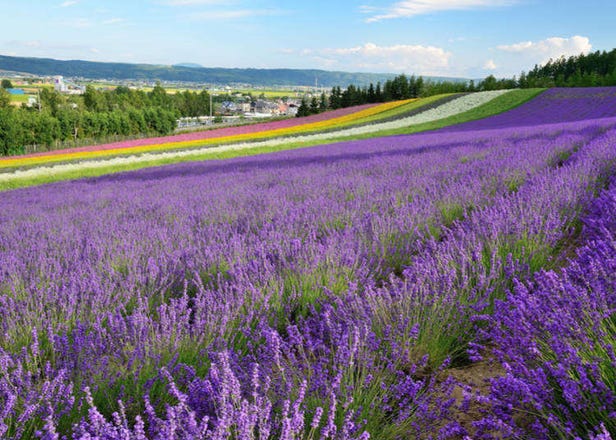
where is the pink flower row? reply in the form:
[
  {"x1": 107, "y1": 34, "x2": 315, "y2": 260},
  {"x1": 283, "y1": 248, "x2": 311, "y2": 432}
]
[{"x1": 18, "y1": 103, "x2": 379, "y2": 159}]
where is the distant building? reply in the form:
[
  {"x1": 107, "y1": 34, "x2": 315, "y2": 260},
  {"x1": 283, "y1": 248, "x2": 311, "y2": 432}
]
[
  {"x1": 286, "y1": 103, "x2": 298, "y2": 116},
  {"x1": 53, "y1": 76, "x2": 67, "y2": 93},
  {"x1": 221, "y1": 101, "x2": 237, "y2": 114},
  {"x1": 53, "y1": 75, "x2": 84, "y2": 94}
]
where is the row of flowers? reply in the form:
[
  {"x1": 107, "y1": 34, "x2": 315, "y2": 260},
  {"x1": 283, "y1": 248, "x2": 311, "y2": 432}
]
[
  {"x1": 7, "y1": 103, "x2": 379, "y2": 160},
  {"x1": 2, "y1": 89, "x2": 616, "y2": 437},
  {"x1": 0, "y1": 91, "x2": 509, "y2": 184},
  {"x1": 0, "y1": 100, "x2": 411, "y2": 169}
]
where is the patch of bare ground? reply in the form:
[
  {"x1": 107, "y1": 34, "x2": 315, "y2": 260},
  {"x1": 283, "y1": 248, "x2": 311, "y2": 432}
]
[
  {"x1": 427, "y1": 351, "x2": 508, "y2": 439},
  {"x1": 446, "y1": 358, "x2": 504, "y2": 438},
  {"x1": 429, "y1": 350, "x2": 537, "y2": 439},
  {"x1": 444, "y1": 355, "x2": 505, "y2": 438}
]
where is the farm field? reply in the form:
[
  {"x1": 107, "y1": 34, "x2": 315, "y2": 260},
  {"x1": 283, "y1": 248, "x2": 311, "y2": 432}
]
[
  {"x1": 1, "y1": 87, "x2": 616, "y2": 439},
  {"x1": 0, "y1": 89, "x2": 539, "y2": 190},
  {"x1": 232, "y1": 88, "x2": 299, "y2": 98}
]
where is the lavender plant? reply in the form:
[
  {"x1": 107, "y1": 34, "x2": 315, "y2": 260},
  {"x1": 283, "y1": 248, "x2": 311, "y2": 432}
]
[
  {"x1": 1, "y1": 87, "x2": 616, "y2": 438},
  {"x1": 475, "y1": 178, "x2": 616, "y2": 439}
]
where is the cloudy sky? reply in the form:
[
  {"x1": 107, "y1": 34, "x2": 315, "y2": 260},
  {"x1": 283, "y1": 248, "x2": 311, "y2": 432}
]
[{"x1": 1, "y1": 0, "x2": 614, "y2": 78}]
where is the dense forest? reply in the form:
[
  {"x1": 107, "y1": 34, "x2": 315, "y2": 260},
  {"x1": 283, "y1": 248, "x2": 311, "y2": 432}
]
[
  {"x1": 520, "y1": 49, "x2": 616, "y2": 87},
  {"x1": 0, "y1": 84, "x2": 210, "y2": 155}
]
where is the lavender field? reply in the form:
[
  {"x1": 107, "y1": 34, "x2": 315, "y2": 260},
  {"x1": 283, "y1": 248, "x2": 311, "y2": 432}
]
[{"x1": 1, "y1": 88, "x2": 616, "y2": 439}]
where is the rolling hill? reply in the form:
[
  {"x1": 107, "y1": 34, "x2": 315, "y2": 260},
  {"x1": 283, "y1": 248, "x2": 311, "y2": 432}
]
[{"x1": 0, "y1": 54, "x2": 467, "y2": 87}]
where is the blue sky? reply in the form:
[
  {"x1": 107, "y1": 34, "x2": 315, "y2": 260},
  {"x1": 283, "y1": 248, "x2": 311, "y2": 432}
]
[{"x1": 1, "y1": 0, "x2": 614, "y2": 78}]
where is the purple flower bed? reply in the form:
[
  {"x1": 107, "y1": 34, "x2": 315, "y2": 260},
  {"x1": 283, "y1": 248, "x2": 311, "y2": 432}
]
[
  {"x1": 1, "y1": 91, "x2": 616, "y2": 438},
  {"x1": 442, "y1": 87, "x2": 616, "y2": 131},
  {"x1": 473, "y1": 177, "x2": 616, "y2": 439}
]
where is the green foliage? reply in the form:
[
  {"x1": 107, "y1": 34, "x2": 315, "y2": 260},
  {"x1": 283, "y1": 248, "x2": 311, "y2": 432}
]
[
  {"x1": 1, "y1": 78, "x2": 13, "y2": 89},
  {"x1": 39, "y1": 88, "x2": 65, "y2": 116},
  {"x1": 319, "y1": 92, "x2": 328, "y2": 111},
  {"x1": 0, "y1": 83, "x2": 204, "y2": 155},
  {"x1": 329, "y1": 74, "x2": 470, "y2": 112},
  {"x1": 523, "y1": 48, "x2": 616, "y2": 87},
  {"x1": 295, "y1": 98, "x2": 310, "y2": 117},
  {"x1": 0, "y1": 105, "x2": 179, "y2": 155},
  {"x1": 0, "y1": 107, "x2": 19, "y2": 155},
  {"x1": 0, "y1": 87, "x2": 10, "y2": 108},
  {"x1": 309, "y1": 96, "x2": 319, "y2": 114}
]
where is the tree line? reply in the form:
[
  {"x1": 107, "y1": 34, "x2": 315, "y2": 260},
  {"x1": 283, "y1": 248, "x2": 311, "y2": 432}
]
[
  {"x1": 520, "y1": 49, "x2": 616, "y2": 87},
  {"x1": 297, "y1": 73, "x2": 514, "y2": 116},
  {"x1": 0, "y1": 83, "x2": 212, "y2": 156},
  {"x1": 296, "y1": 48, "x2": 616, "y2": 117}
]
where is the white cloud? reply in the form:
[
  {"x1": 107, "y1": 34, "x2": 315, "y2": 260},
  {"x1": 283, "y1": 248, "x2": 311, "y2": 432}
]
[
  {"x1": 363, "y1": 0, "x2": 516, "y2": 22},
  {"x1": 483, "y1": 59, "x2": 497, "y2": 70},
  {"x1": 497, "y1": 35, "x2": 592, "y2": 64},
  {"x1": 60, "y1": 0, "x2": 78, "y2": 7},
  {"x1": 313, "y1": 42, "x2": 451, "y2": 74}
]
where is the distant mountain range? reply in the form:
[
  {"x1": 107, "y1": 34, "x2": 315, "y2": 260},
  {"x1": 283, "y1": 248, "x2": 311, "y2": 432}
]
[{"x1": 0, "y1": 54, "x2": 466, "y2": 88}]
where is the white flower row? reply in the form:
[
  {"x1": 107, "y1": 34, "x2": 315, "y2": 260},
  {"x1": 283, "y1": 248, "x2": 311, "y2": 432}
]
[
  {"x1": 0, "y1": 90, "x2": 510, "y2": 184},
  {"x1": 314, "y1": 89, "x2": 509, "y2": 138}
]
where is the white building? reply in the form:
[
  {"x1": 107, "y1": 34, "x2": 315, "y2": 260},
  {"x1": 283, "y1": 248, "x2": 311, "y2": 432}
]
[
  {"x1": 52, "y1": 76, "x2": 84, "y2": 94},
  {"x1": 53, "y1": 76, "x2": 67, "y2": 93}
]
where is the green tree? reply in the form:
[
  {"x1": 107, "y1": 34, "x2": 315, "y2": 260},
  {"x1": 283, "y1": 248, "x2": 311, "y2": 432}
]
[
  {"x1": 1, "y1": 79, "x2": 13, "y2": 89},
  {"x1": 83, "y1": 85, "x2": 106, "y2": 112},
  {"x1": 148, "y1": 82, "x2": 172, "y2": 109},
  {"x1": 0, "y1": 88, "x2": 10, "y2": 108},
  {"x1": 367, "y1": 83, "x2": 376, "y2": 102},
  {"x1": 319, "y1": 92, "x2": 328, "y2": 112},
  {"x1": 329, "y1": 86, "x2": 342, "y2": 109},
  {"x1": 309, "y1": 96, "x2": 319, "y2": 115},
  {"x1": 480, "y1": 75, "x2": 498, "y2": 91},
  {"x1": 375, "y1": 82, "x2": 383, "y2": 102},
  {"x1": 198, "y1": 90, "x2": 211, "y2": 116},
  {"x1": 39, "y1": 88, "x2": 64, "y2": 116},
  {"x1": 0, "y1": 107, "x2": 21, "y2": 155},
  {"x1": 296, "y1": 98, "x2": 310, "y2": 117},
  {"x1": 33, "y1": 112, "x2": 61, "y2": 147},
  {"x1": 56, "y1": 108, "x2": 82, "y2": 142}
]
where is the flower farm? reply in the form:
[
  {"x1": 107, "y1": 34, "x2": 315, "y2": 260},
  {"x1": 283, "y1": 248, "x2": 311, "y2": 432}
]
[{"x1": 0, "y1": 87, "x2": 615, "y2": 439}]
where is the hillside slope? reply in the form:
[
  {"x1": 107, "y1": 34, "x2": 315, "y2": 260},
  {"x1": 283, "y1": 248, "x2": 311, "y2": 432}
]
[{"x1": 0, "y1": 54, "x2": 464, "y2": 87}]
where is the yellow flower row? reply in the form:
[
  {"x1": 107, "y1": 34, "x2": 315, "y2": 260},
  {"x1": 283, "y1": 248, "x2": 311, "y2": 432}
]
[{"x1": 0, "y1": 99, "x2": 415, "y2": 169}]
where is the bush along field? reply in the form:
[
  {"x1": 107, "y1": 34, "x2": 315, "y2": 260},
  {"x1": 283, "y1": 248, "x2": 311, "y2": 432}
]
[{"x1": 0, "y1": 87, "x2": 616, "y2": 439}]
